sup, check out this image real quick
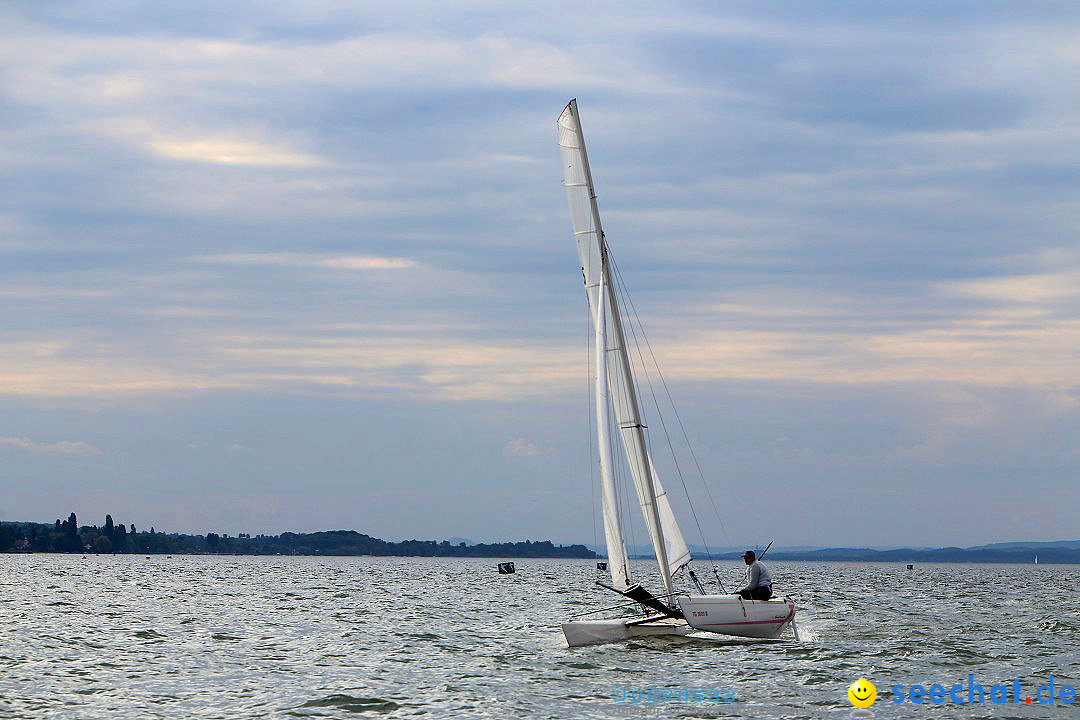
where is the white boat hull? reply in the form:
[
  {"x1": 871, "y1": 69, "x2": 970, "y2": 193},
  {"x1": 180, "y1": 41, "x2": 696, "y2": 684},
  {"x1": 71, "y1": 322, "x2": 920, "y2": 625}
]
[
  {"x1": 677, "y1": 595, "x2": 796, "y2": 639},
  {"x1": 562, "y1": 617, "x2": 690, "y2": 647}
]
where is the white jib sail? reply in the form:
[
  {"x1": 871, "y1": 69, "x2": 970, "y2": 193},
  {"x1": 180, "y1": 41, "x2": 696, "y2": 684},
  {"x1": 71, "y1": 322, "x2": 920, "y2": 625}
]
[
  {"x1": 645, "y1": 451, "x2": 692, "y2": 575},
  {"x1": 595, "y1": 265, "x2": 632, "y2": 590},
  {"x1": 558, "y1": 100, "x2": 691, "y2": 591}
]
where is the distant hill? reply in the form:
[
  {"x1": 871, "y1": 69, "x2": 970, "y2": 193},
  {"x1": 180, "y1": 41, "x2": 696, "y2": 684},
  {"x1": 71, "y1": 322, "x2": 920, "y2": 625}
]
[
  {"x1": 767, "y1": 543, "x2": 1080, "y2": 564},
  {"x1": 0, "y1": 517, "x2": 598, "y2": 559},
  {"x1": 966, "y1": 539, "x2": 1080, "y2": 551}
]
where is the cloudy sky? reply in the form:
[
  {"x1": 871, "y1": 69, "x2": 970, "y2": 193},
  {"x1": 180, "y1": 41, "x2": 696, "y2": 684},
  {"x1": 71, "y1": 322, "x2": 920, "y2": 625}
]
[{"x1": 2, "y1": 1, "x2": 1077, "y2": 548}]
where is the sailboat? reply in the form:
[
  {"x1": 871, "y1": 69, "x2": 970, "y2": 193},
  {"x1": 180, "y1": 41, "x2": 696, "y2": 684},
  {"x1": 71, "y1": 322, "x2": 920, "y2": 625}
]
[{"x1": 557, "y1": 99, "x2": 797, "y2": 647}]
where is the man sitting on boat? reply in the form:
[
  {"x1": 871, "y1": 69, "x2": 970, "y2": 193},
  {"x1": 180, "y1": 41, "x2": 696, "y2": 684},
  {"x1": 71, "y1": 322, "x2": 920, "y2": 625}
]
[{"x1": 735, "y1": 550, "x2": 772, "y2": 600}]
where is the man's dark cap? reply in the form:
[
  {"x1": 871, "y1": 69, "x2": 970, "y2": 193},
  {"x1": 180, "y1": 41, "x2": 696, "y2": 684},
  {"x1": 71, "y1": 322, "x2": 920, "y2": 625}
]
[{"x1": 742, "y1": 550, "x2": 755, "y2": 559}]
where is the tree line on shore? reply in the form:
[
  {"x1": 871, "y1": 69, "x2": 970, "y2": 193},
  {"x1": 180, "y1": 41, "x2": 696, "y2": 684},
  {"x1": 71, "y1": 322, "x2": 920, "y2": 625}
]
[{"x1": 0, "y1": 514, "x2": 598, "y2": 558}]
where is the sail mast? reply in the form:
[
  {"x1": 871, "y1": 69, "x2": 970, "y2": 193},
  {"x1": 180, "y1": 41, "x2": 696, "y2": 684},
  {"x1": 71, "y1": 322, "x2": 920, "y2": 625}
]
[{"x1": 558, "y1": 99, "x2": 687, "y2": 600}]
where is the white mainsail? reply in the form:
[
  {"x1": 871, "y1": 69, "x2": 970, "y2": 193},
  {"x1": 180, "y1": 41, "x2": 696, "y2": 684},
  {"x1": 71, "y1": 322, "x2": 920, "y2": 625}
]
[
  {"x1": 595, "y1": 264, "x2": 631, "y2": 590},
  {"x1": 558, "y1": 100, "x2": 691, "y2": 596}
]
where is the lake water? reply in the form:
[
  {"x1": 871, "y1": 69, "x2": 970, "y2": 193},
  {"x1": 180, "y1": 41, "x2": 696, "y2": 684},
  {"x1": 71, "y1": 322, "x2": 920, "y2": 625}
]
[{"x1": 1, "y1": 555, "x2": 1077, "y2": 718}]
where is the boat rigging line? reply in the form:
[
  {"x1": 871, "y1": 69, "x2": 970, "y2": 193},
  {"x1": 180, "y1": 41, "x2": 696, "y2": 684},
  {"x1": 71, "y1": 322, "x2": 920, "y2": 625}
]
[
  {"x1": 609, "y1": 255, "x2": 734, "y2": 554},
  {"x1": 608, "y1": 255, "x2": 735, "y2": 592}
]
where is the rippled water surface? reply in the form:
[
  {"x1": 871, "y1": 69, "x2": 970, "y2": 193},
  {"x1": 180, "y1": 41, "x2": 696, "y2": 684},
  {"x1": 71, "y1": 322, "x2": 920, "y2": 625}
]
[{"x1": 1, "y1": 555, "x2": 1077, "y2": 718}]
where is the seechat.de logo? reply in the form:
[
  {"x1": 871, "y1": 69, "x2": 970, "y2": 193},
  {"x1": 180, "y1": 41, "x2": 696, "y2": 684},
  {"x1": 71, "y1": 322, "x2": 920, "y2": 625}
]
[{"x1": 848, "y1": 678, "x2": 877, "y2": 708}]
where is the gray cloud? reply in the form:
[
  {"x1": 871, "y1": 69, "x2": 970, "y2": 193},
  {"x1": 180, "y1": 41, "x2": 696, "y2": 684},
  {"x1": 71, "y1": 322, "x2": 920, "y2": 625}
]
[{"x1": 0, "y1": 435, "x2": 102, "y2": 455}]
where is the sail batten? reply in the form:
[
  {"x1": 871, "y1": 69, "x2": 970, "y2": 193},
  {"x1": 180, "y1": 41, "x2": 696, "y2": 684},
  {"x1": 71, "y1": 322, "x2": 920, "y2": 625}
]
[{"x1": 559, "y1": 100, "x2": 691, "y2": 596}]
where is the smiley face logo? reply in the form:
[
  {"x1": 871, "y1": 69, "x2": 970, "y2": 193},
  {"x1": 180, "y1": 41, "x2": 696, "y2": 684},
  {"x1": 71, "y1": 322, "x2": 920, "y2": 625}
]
[{"x1": 847, "y1": 678, "x2": 876, "y2": 708}]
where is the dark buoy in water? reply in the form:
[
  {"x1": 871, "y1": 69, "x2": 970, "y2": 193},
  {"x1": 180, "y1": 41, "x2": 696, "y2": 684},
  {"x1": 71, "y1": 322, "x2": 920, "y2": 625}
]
[
  {"x1": 596, "y1": 562, "x2": 607, "y2": 571},
  {"x1": 498, "y1": 561, "x2": 515, "y2": 574},
  {"x1": 906, "y1": 564, "x2": 914, "y2": 570}
]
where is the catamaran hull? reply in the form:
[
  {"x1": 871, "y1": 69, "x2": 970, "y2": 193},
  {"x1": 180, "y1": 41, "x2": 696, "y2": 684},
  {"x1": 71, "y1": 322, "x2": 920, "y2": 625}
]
[
  {"x1": 562, "y1": 618, "x2": 689, "y2": 647},
  {"x1": 677, "y1": 596, "x2": 796, "y2": 639}
]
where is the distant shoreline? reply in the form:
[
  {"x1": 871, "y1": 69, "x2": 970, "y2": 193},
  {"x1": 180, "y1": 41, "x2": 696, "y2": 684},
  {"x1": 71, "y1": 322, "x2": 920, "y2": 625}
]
[
  {"x1": 6, "y1": 516, "x2": 1075, "y2": 563},
  {"x1": 0, "y1": 518, "x2": 599, "y2": 559},
  {"x1": 631, "y1": 546, "x2": 1079, "y2": 564},
  {"x1": 766, "y1": 547, "x2": 1075, "y2": 564}
]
